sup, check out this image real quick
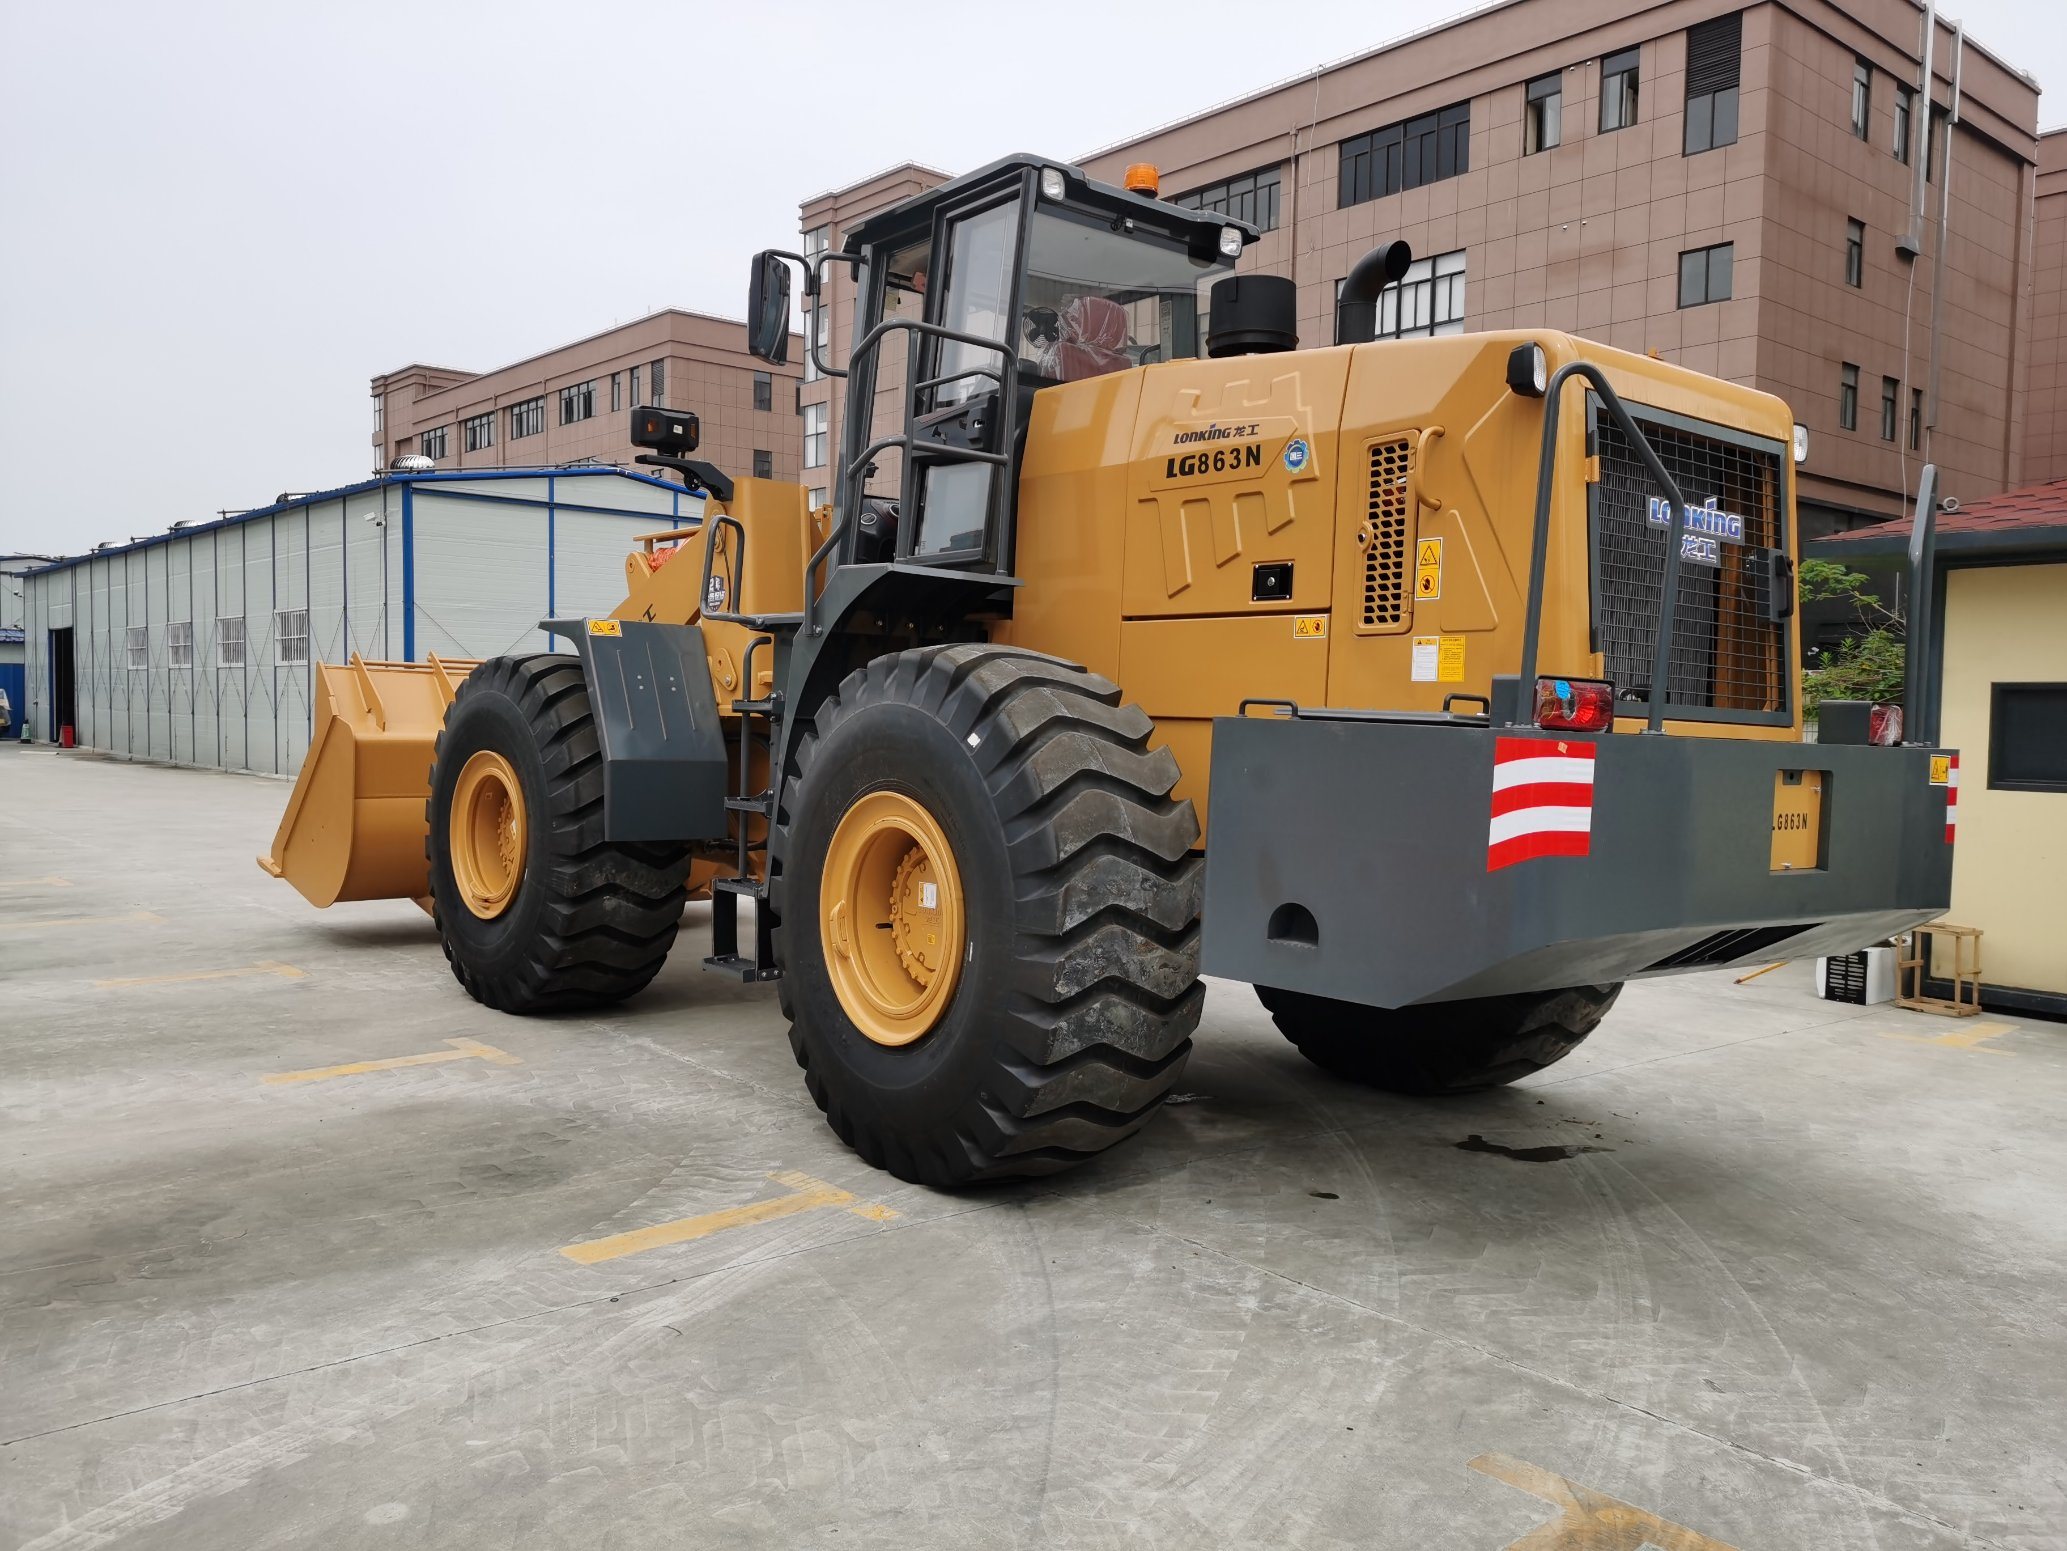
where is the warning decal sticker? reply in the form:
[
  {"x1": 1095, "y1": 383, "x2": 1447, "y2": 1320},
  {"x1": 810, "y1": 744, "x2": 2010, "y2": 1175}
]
[
  {"x1": 1415, "y1": 537, "x2": 1443, "y2": 601},
  {"x1": 1488, "y1": 737, "x2": 1597, "y2": 871}
]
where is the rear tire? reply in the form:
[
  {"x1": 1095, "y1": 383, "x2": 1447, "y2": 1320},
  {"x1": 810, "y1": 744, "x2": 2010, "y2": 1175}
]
[
  {"x1": 773, "y1": 645, "x2": 1203, "y2": 1186},
  {"x1": 427, "y1": 654, "x2": 691, "y2": 1013},
  {"x1": 1256, "y1": 983, "x2": 1622, "y2": 1093}
]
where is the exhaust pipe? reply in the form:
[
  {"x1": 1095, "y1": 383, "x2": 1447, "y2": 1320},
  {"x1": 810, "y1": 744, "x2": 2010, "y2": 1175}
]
[{"x1": 1334, "y1": 241, "x2": 1414, "y2": 345}]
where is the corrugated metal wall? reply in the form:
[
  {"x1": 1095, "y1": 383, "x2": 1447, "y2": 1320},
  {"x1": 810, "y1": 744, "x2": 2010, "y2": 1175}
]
[{"x1": 21, "y1": 472, "x2": 688, "y2": 773}]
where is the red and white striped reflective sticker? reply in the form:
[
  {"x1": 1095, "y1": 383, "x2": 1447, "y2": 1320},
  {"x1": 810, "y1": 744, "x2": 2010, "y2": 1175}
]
[
  {"x1": 1488, "y1": 736, "x2": 1597, "y2": 871},
  {"x1": 1945, "y1": 752, "x2": 1959, "y2": 844}
]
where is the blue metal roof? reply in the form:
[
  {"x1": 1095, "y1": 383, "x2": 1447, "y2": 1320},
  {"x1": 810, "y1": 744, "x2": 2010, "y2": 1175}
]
[{"x1": 25, "y1": 467, "x2": 685, "y2": 578}]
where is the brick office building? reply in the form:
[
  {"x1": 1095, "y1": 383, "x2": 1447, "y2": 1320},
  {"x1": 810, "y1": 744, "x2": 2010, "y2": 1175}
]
[
  {"x1": 373, "y1": 309, "x2": 803, "y2": 488},
  {"x1": 798, "y1": 0, "x2": 2044, "y2": 537},
  {"x1": 2028, "y1": 128, "x2": 2067, "y2": 484}
]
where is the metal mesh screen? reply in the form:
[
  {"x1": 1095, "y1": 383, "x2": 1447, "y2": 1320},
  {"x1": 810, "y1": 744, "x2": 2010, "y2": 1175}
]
[
  {"x1": 1594, "y1": 412, "x2": 1784, "y2": 714},
  {"x1": 1362, "y1": 437, "x2": 1414, "y2": 630}
]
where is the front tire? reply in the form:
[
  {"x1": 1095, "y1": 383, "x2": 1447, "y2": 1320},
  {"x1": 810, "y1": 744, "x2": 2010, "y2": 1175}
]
[
  {"x1": 427, "y1": 654, "x2": 691, "y2": 1013},
  {"x1": 1256, "y1": 983, "x2": 1622, "y2": 1093},
  {"x1": 773, "y1": 645, "x2": 1203, "y2": 1186}
]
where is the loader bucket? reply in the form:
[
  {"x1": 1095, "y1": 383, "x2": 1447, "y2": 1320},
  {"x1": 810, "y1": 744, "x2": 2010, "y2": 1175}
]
[{"x1": 258, "y1": 655, "x2": 476, "y2": 907}]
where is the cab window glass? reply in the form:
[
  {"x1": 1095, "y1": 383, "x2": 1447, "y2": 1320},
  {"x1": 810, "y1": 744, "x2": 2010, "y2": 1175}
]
[{"x1": 1019, "y1": 210, "x2": 1213, "y2": 384}]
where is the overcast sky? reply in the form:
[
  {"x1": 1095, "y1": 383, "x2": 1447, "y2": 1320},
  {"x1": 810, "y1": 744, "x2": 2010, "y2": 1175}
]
[{"x1": 2, "y1": 0, "x2": 2061, "y2": 557}]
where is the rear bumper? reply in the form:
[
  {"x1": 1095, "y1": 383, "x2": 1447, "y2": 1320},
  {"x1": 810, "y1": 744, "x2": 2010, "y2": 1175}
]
[{"x1": 1201, "y1": 715, "x2": 1954, "y2": 1007}]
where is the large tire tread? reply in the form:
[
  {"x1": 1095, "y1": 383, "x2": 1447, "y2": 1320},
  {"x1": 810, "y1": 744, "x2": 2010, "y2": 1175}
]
[
  {"x1": 429, "y1": 654, "x2": 690, "y2": 1014},
  {"x1": 773, "y1": 644, "x2": 1202, "y2": 1185},
  {"x1": 1257, "y1": 982, "x2": 1622, "y2": 1093}
]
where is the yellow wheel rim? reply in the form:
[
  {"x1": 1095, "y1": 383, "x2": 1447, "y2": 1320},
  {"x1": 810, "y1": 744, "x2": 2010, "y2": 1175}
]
[
  {"x1": 450, "y1": 750, "x2": 528, "y2": 920},
  {"x1": 820, "y1": 790, "x2": 965, "y2": 1047}
]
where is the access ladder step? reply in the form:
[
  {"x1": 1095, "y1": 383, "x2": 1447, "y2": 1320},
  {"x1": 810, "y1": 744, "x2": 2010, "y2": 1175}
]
[{"x1": 725, "y1": 793, "x2": 775, "y2": 815}]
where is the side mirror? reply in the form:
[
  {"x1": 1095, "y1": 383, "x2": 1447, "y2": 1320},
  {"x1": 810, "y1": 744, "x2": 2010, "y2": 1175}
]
[{"x1": 747, "y1": 251, "x2": 791, "y2": 364}]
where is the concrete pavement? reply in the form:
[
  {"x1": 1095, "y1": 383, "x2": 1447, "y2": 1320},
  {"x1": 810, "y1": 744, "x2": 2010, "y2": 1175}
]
[{"x1": 2, "y1": 744, "x2": 2062, "y2": 1549}]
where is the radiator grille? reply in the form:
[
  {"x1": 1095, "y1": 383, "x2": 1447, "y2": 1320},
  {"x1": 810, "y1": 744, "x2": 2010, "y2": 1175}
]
[
  {"x1": 1362, "y1": 437, "x2": 1414, "y2": 630},
  {"x1": 1595, "y1": 413, "x2": 1785, "y2": 714}
]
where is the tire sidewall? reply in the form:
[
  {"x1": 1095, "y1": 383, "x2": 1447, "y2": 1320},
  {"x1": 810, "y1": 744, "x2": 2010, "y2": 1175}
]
[
  {"x1": 783, "y1": 700, "x2": 1018, "y2": 1131},
  {"x1": 429, "y1": 671, "x2": 557, "y2": 979}
]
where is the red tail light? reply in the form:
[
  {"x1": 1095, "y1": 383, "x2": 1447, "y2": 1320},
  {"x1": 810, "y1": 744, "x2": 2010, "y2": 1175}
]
[{"x1": 1534, "y1": 676, "x2": 1615, "y2": 733}]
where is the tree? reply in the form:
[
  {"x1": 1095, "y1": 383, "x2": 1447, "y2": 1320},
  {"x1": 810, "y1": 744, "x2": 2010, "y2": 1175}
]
[{"x1": 1798, "y1": 559, "x2": 1904, "y2": 717}]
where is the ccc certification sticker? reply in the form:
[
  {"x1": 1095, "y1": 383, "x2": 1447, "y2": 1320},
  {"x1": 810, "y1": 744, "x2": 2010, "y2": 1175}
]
[{"x1": 1282, "y1": 437, "x2": 1311, "y2": 473}]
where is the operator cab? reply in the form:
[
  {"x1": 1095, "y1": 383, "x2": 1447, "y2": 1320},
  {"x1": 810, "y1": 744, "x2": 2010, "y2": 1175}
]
[{"x1": 747, "y1": 155, "x2": 1255, "y2": 578}]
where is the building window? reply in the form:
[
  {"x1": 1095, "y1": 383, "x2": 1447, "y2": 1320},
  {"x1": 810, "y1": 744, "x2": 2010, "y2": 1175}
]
[
  {"x1": 1851, "y1": 58, "x2": 1872, "y2": 138},
  {"x1": 629, "y1": 366, "x2": 641, "y2": 408},
  {"x1": 1926, "y1": 106, "x2": 1946, "y2": 184},
  {"x1": 1839, "y1": 364, "x2": 1859, "y2": 430},
  {"x1": 419, "y1": 426, "x2": 448, "y2": 461},
  {"x1": 559, "y1": 380, "x2": 596, "y2": 426},
  {"x1": 1172, "y1": 164, "x2": 1283, "y2": 231},
  {"x1": 803, "y1": 401, "x2": 828, "y2": 469},
  {"x1": 807, "y1": 486, "x2": 828, "y2": 511},
  {"x1": 1880, "y1": 376, "x2": 1899, "y2": 441},
  {"x1": 650, "y1": 358, "x2": 665, "y2": 406},
  {"x1": 611, "y1": 372, "x2": 623, "y2": 412},
  {"x1": 275, "y1": 609, "x2": 308, "y2": 665},
  {"x1": 751, "y1": 449, "x2": 773, "y2": 479},
  {"x1": 167, "y1": 620, "x2": 192, "y2": 668},
  {"x1": 126, "y1": 624, "x2": 149, "y2": 671},
  {"x1": 1989, "y1": 683, "x2": 2067, "y2": 791},
  {"x1": 1683, "y1": 14, "x2": 1741, "y2": 155},
  {"x1": 1524, "y1": 73, "x2": 1562, "y2": 154},
  {"x1": 804, "y1": 305, "x2": 829, "y2": 383},
  {"x1": 754, "y1": 371, "x2": 773, "y2": 411},
  {"x1": 1910, "y1": 387, "x2": 1924, "y2": 450},
  {"x1": 217, "y1": 617, "x2": 246, "y2": 669},
  {"x1": 1677, "y1": 243, "x2": 1733, "y2": 307},
  {"x1": 1845, "y1": 219, "x2": 1864, "y2": 287},
  {"x1": 802, "y1": 224, "x2": 829, "y2": 264},
  {"x1": 508, "y1": 396, "x2": 544, "y2": 439},
  {"x1": 462, "y1": 411, "x2": 493, "y2": 452},
  {"x1": 1600, "y1": 47, "x2": 1640, "y2": 132},
  {"x1": 1894, "y1": 85, "x2": 1913, "y2": 164},
  {"x1": 1338, "y1": 102, "x2": 1469, "y2": 208}
]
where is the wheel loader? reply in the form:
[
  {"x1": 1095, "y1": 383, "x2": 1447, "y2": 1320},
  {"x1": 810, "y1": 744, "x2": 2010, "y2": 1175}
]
[{"x1": 262, "y1": 154, "x2": 1955, "y2": 1186}]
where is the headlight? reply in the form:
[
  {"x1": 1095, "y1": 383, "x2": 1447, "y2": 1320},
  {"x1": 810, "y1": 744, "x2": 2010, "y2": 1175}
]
[
  {"x1": 1506, "y1": 342, "x2": 1548, "y2": 397},
  {"x1": 1218, "y1": 225, "x2": 1244, "y2": 258},
  {"x1": 1793, "y1": 423, "x2": 1810, "y2": 464},
  {"x1": 1039, "y1": 166, "x2": 1066, "y2": 201}
]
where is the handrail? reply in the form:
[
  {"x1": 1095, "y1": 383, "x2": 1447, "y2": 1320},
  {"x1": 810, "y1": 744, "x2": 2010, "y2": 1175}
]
[{"x1": 1513, "y1": 361, "x2": 1694, "y2": 736}]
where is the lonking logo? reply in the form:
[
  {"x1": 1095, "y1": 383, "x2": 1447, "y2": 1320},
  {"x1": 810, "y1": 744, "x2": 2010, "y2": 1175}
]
[
  {"x1": 1171, "y1": 421, "x2": 1261, "y2": 445},
  {"x1": 1646, "y1": 494, "x2": 1744, "y2": 543}
]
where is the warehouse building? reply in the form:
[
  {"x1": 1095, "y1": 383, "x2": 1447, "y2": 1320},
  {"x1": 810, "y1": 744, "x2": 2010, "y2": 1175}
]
[{"x1": 19, "y1": 468, "x2": 697, "y2": 776}]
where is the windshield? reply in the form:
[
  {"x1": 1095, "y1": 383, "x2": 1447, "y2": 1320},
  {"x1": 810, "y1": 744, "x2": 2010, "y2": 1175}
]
[
  {"x1": 931, "y1": 205, "x2": 1228, "y2": 402},
  {"x1": 1018, "y1": 208, "x2": 1221, "y2": 383}
]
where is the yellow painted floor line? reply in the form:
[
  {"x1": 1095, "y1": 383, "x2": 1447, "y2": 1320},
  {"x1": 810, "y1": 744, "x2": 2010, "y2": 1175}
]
[
  {"x1": 1880, "y1": 1020, "x2": 2018, "y2": 1053},
  {"x1": 1469, "y1": 1452, "x2": 1744, "y2": 1550},
  {"x1": 98, "y1": 960, "x2": 305, "y2": 989},
  {"x1": 560, "y1": 1170, "x2": 898, "y2": 1266},
  {"x1": 0, "y1": 910, "x2": 162, "y2": 933},
  {"x1": 262, "y1": 1037, "x2": 522, "y2": 1086},
  {"x1": 0, "y1": 875, "x2": 73, "y2": 889}
]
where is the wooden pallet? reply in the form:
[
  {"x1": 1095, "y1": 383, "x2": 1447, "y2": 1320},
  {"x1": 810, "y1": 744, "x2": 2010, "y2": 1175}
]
[{"x1": 1895, "y1": 922, "x2": 1983, "y2": 1017}]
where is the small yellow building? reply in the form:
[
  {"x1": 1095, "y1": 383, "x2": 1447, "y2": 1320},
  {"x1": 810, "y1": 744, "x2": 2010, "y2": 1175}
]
[{"x1": 1816, "y1": 481, "x2": 2067, "y2": 1015}]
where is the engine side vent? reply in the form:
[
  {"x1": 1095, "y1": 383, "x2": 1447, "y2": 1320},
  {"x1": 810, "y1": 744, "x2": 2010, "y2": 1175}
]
[{"x1": 1361, "y1": 436, "x2": 1415, "y2": 631}]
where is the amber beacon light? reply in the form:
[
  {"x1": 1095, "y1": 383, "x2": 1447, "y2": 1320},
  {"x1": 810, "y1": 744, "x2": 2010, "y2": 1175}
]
[{"x1": 1123, "y1": 163, "x2": 1160, "y2": 195}]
